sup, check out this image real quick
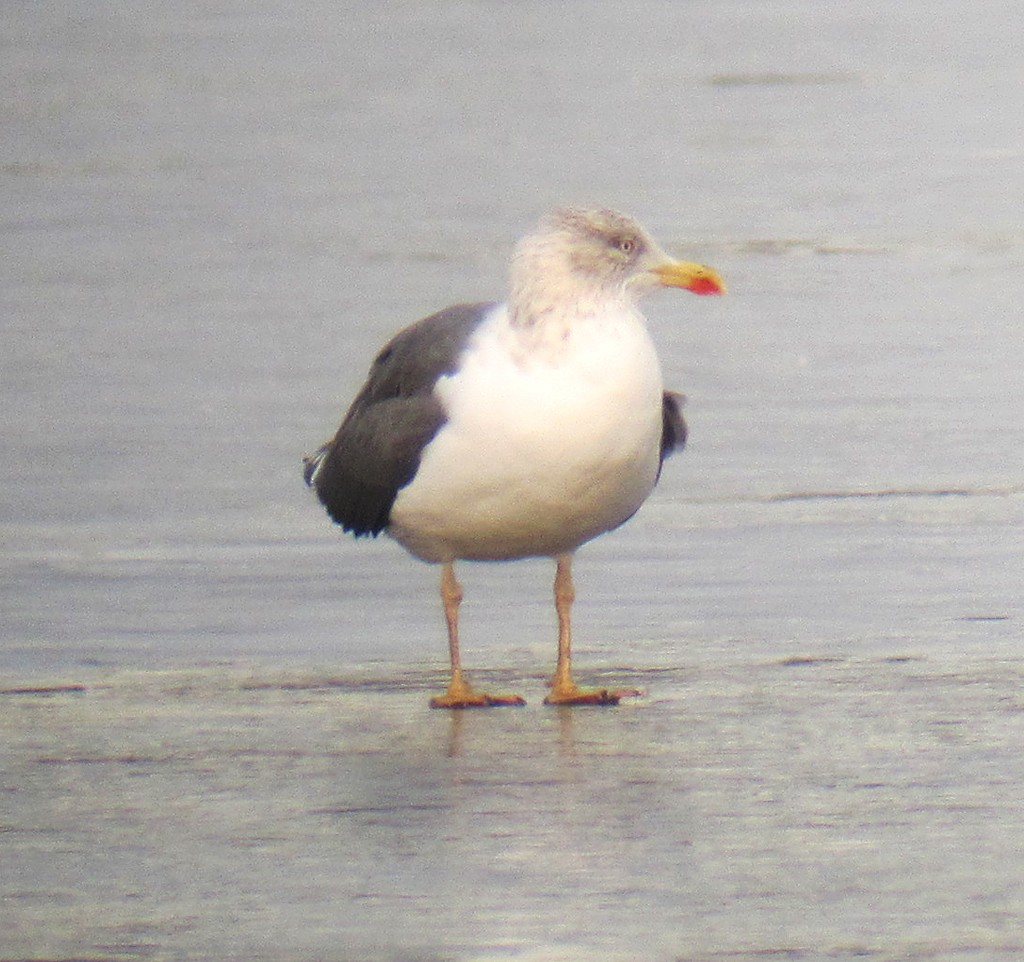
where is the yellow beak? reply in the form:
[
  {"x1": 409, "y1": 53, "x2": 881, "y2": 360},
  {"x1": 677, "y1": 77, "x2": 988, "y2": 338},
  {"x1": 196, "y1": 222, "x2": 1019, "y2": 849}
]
[{"x1": 652, "y1": 259, "x2": 727, "y2": 296}]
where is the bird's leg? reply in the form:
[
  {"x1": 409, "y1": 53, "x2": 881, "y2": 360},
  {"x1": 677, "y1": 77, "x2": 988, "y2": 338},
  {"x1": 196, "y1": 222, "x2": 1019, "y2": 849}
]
[
  {"x1": 430, "y1": 563, "x2": 483, "y2": 707},
  {"x1": 429, "y1": 563, "x2": 525, "y2": 709},
  {"x1": 548, "y1": 554, "x2": 577, "y2": 695},
  {"x1": 544, "y1": 554, "x2": 640, "y2": 706}
]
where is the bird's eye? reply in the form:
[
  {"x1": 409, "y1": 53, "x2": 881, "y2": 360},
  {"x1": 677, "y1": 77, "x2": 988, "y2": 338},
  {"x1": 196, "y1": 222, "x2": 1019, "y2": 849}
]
[{"x1": 617, "y1": 237, "x2": 635, "y2": 254}]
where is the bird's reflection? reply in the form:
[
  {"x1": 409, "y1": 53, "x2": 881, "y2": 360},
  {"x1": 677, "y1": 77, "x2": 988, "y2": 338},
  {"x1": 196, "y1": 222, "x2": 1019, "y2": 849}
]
[
  {"x1": 444, "y1": 707, "x2": 466, "y2": 758},
  {"x1": 440, "y1": 701, "x2": 582, "y2": 759}
]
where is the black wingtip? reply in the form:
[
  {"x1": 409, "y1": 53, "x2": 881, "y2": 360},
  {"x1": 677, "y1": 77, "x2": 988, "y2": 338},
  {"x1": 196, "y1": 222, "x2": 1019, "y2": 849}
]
[
  {"x1": 304, "y1": 442, "x2": 394, "y2": 537},
  {"x1": 661, "y1": 390, "x2": 687, "y2": 459}
]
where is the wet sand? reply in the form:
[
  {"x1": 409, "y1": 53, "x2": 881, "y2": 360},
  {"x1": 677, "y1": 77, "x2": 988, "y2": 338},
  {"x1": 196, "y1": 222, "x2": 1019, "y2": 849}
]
[{"x1": 4, "y1": 655, "x2": 1024, "y2": 961}]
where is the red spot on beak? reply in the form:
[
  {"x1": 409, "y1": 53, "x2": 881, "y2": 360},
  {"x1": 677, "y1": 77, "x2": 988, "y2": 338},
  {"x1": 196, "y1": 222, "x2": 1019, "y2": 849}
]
[{"x1": 689, "y1": 275, "x2": 725, "y2": 296}]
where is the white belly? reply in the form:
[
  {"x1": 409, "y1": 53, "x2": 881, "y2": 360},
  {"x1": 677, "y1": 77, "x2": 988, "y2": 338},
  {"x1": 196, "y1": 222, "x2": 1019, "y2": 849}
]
[{"x1": 388, "y1": 306, "x2": 665, "y2": 562}]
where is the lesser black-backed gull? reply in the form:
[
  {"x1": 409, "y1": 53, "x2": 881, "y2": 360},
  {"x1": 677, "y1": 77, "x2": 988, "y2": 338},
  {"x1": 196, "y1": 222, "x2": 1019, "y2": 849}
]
[{"x1": 304, "y1": 207, "x2": 725, "y2": 707}]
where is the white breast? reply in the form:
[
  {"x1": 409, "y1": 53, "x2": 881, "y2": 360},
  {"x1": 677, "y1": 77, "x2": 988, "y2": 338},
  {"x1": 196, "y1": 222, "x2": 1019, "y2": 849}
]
[{"x1": 388, "y1": 304, "x2": 665, "y2": 563}]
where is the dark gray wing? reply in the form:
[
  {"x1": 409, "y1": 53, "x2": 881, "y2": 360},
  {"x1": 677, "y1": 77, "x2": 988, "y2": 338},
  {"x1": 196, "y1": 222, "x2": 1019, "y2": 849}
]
[
  {"x1": 304, "y1": 302, "x2": 495, "y2": 536},
  {"x1": 659, "y1": 390, "x2": 687, "y2": 465}
]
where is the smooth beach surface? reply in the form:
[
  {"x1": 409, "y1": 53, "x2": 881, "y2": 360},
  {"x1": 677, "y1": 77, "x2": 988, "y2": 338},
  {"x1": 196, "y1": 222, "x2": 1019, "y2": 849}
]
[{"x1": 2, "y1": 1, "x2": 1023, "y2": 960}]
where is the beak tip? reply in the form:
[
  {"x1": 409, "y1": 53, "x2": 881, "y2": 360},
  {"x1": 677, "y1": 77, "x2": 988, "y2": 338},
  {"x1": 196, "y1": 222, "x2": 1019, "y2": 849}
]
[{"x1": 691, "y1": 275, "x2": 726, "y2": 296}]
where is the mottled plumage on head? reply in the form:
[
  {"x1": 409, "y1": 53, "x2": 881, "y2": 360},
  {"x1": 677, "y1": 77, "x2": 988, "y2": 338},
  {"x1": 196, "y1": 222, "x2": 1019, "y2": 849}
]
[
  {"x1": 549, "y1": 207, "x2": 662, "y2": 287},
  {"x1": 509, "y1": 206, "x2": 670, "y2": 327}
]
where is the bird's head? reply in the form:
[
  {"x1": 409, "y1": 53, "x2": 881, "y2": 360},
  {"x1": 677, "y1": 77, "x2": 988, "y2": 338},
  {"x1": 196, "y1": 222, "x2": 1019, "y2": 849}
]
[{"x1": 509, "y1": 207, "x2": 725, "y2": 323}]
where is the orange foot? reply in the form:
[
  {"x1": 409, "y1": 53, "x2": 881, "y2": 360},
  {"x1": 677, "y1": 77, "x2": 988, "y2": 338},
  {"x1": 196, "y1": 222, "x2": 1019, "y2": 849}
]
[
  {"x1": 429, "y1": 677, "x2": 526, "y2": 709},
  {"x1": 543, "y1": 684, "x2": 643, "y2": 706}
]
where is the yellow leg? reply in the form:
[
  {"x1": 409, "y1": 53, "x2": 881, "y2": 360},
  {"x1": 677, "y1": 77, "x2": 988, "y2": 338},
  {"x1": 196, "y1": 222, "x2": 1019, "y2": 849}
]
[
  {"x1": 429, "y1": 563, "x2": 525, "y2": 709},
  {"x1": 544, "y1": 554, "x2": 640, "y2": 706}
]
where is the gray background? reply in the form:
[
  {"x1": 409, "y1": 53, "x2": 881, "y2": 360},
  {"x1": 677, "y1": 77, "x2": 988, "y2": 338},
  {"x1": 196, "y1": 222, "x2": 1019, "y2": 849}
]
[{"x1": 2, "y1": 1, "x2": 1022, "y2": 959}]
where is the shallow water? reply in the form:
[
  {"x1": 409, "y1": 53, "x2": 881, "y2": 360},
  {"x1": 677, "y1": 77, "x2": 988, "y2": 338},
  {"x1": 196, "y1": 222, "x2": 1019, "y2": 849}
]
[{"x1": 2, "y1": 0, "x2": 1023, "y2": 959}]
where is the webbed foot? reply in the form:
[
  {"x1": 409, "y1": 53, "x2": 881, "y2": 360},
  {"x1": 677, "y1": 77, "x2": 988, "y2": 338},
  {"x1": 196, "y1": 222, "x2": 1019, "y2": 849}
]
[
  {"x1": 429, "y1": 676, "x2": 526, "y2": 709},
  {"x1": 543, "y1": 683, "x2": 642, "y2": 706}
]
